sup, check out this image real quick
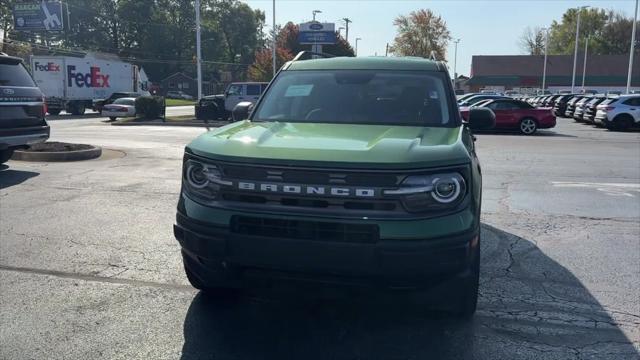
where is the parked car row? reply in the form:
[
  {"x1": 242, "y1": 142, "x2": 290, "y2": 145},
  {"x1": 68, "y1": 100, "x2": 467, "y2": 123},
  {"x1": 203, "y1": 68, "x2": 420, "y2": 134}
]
[
  {"x1": 459, "y1": 98, "x2": 555, "y2": 135},
  {"x1": 510, "y1": 93, "x2": 639, "y2": 131}
]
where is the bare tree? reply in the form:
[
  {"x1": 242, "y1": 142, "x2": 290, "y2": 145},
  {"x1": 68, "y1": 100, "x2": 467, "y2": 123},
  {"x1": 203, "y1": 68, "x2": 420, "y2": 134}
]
[
  {"x1": 389, "y1": 9, "x2": 451, "y2": 59},
  {"x1": 519, "y1": 26, "x2": 547, "y2": 55}
]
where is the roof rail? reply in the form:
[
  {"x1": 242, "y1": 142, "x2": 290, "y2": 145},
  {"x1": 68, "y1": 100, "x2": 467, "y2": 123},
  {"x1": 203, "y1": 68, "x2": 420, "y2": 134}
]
[{"x1": 291, "y1": 51, "x2": 336, "y2": 62}]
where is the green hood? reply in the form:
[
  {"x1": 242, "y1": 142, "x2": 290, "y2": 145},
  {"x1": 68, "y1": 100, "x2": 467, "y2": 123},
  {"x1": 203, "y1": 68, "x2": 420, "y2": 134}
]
[{"x1": 187, "y1": 121, "x2": 470, "y2": 169}]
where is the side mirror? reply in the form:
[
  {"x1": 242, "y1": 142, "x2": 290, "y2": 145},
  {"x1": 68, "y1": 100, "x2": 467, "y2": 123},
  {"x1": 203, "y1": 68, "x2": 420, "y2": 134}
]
[
  {"x1": 232, "y1": 101, "x2": 253, "y2": 122},
  {"x1": 467, "y1": 108, "x2": 496, "y2": 130}
]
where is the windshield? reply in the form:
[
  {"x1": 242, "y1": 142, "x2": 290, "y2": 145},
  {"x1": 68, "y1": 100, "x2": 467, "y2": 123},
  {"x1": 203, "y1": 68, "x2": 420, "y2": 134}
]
[
  {"x1": 254, "y1": 70, "x2": 455, "y2": 126},
  {"x1": 0, "y1": 63, "x2": 36, "y2": 87},
  {"x1": 114, "y1": 98, "x2": 135, "y2": 106}
]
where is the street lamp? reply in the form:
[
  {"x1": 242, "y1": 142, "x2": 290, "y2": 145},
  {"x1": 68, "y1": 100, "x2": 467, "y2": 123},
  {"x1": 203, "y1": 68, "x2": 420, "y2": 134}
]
[
  {"x1": 272, "y1": 0, "x2": 276, "y2": 78},
  {"x1": 627, "y1": 0, "x2": 638, "y2": 94},
  {"x1": 542, "y1": 28, "x2": 549, "y2": 91},
  {"x1": 453, "y1": 39, "x2": 460, "y2": 88},
  {"x1": 572, "y1": 5, "x2": 590, "y2": 93},
  {"x1": 312, "y1": 10, "x2": 322, "y2": 21},
  {"x1": 355, "y1": 37, "x2": 362, "y2": 56},
  {"x1": 582, "y1": 35, "x2": 590, "y2": 91}
]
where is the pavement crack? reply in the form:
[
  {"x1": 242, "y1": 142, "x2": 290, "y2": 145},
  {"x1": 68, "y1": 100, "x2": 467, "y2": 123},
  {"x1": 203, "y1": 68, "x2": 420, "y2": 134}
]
[{"x1": 0, "y1": 264, "x2": 193, "y2": 292}]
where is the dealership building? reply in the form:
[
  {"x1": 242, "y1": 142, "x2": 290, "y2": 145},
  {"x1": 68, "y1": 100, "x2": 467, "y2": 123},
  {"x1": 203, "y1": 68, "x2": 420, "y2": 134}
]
[{"x1": 465, "y1": 54, "x2": 639, "y2": 93}]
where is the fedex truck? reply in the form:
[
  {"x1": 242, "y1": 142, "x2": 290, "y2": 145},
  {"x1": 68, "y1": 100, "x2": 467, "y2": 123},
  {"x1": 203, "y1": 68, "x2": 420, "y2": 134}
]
[{"x1": 30, "y1": 53, "x2": 149, "y2": 115}]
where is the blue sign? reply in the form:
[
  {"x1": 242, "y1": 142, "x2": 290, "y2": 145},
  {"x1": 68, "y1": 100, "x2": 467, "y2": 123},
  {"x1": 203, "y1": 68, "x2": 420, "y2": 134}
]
[
  {"x1": 298, "y1": 31, "x2": 336, "y2": 45},
  {"x1": 13, "y1": 1, "x2": 64, "y2": 31}
]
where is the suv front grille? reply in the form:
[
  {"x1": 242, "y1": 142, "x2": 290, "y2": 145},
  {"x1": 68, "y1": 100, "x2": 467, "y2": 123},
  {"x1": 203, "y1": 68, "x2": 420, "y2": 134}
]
[
  {"x1": 221, "y1": 164, "x2": 400, "y2": 186},
  {"x1": 221, "y1": 192, "x2": 398, "y2": 212},
  {"x1": 231, "y1": 216, "x2": 379, "y2": 243}
]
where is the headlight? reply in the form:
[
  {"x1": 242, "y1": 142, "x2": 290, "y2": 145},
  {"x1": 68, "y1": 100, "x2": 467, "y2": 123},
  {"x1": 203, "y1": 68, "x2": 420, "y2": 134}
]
[
  {"x1": 385, "y1": 172, "x2": 466, "y2": 212},
  {"x1": 183, "y1": 159, "x2": 229, "y2": 201}
]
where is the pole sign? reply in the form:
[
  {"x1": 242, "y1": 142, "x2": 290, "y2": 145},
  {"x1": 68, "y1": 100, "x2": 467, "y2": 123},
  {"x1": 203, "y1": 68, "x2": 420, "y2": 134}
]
[
  {"x1": 13, "y1": 1, "x2": 64, "y2": 31},
  {"x1": 298, "y1": 22, "x2": 336, "y2": 45}
]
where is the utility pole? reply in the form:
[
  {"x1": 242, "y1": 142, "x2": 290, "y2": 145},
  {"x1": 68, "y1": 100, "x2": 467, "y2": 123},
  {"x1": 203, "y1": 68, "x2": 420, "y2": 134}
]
[
  {"x1": 582, "y1": 35, "x2": 589, "y2": 91},
  {"x1": 195, "y1": 0, "x2": 202, "y2": 100},
  {"x1": 385, "y1": 43, "x2": 389, "y2": 57},
  {"x1": 355, "y1": 37, "x2": 362, "y2": 56},
  {"x1": 542, "y1": 28, "x2": 549, "y2": 91},
  {"x1": 272, "y1": 0, "x2": 276, "y2": 78},
  {"x1": 453, "y1": 39, "x2": 460, "y2": 88},
  {"x1": 627, "y1": 0, "x2": 638, "y2": 94},
  {"x1": 312, "y1": 10, "x2": 321, "y2": 21},
  {"x1": 572, "y1": 6, "x2": 589, "y2": 93},
  {"x1": 342, "y1": 18, "x2": 352, "y2": 43}
]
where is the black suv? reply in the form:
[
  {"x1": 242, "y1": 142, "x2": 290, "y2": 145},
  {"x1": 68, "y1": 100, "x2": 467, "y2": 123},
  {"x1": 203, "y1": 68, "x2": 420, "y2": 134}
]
[{"x1": 0, "y1": 53, "x2": 50, "y2": 163}]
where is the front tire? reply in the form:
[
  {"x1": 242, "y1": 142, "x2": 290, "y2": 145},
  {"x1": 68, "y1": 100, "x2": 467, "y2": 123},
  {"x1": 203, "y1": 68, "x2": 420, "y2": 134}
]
[
  {"x1": 0, "y1": 149, "x2": 14, "y2": 164},
  {"x1": 182, "y1": 251, "x2": 239, "y2": 298},
  {"x1": 451, "y1": 235, "x2": 480, "y2": 319},
  {"x1": 519, "y1": 118, "x2": 538, "y2": 135},
  {"x1": 109, "y1": 116, "x2": 117, "y2": 121},
  {"x1": 69, "y1": 102, "x2": 86, "y2": 116},
  {"x1": 47, "y1": 109, "x2": 61, "y2": 116},
  {"x1": 609, "y1": 114, "x2": 634, "y2": 131}
]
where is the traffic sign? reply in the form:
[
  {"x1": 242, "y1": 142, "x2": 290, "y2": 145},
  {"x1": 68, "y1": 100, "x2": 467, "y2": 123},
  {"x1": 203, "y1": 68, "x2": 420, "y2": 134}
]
[{"x1": 298, "y1": 22, "x2": 336, "y2": 45}]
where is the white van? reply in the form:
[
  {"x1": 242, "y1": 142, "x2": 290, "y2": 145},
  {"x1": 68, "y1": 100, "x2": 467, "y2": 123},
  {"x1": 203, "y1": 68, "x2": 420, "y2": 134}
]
[{"x1": 223, "y1": 82, "x2": 269, "y2": 112}]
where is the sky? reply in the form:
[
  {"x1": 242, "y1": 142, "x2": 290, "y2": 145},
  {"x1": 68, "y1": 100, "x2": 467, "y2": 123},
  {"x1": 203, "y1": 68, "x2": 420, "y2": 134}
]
[{"x1": 243, "y1": 0, "x2": 639, "y2": 76}]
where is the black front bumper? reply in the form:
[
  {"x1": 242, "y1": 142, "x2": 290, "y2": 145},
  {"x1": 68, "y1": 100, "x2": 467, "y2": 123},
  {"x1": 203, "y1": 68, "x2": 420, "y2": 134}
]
[{"x1": 175, "y1": 212, "x2": 479, "y2": 290}]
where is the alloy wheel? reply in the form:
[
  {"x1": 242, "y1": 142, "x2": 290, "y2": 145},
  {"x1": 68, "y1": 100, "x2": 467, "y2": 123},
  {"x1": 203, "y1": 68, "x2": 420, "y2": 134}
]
[{"x1": 520, "y1": 119, "x2": 537, "y2": 135}]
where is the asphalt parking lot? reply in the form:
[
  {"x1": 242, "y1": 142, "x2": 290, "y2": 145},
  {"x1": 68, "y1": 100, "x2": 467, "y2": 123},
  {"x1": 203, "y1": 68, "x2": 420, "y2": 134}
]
[{"x1": 1, "y1": 118, "x2": 639, "y2": 359}]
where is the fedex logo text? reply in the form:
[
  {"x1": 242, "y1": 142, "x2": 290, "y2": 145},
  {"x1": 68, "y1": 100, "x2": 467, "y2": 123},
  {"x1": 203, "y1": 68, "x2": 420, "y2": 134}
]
[
  {"x1": 67, "y1": 65, "x2": 110, "y2": 88},
  {"x1": 34, "y1": 62, "x2": 61, "y2": 72}
]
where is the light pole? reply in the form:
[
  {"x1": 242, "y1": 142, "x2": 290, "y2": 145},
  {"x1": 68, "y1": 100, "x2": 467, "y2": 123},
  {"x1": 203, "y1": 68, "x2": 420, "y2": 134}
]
[
  {"x1": 355, "y1": 37, "x2": 362, "y2": 56},
  {"x1": 453, "y1": 39, "x2": 460, "y2": 88},
  {"x1": 312, "y1": 10, "x2": 322, "y2": 21},
  {"x1": 582, "y1": 35, "x2": 590, "y2": 91},
  {"x1": 627, "y1": 0, "x2": 638, "y2": 94},
  {"x1": 195, "y1": 0, "x2": 202, "y2": 100},
  {"x1": 572, "y1": 6, "x2": 589, "y2": 93},
  {"x1": 272, "y1": 0, "x2": 276, "y2": 78},
  {"x1": 542, "y1": 28, "x2": 549, "y2": 91}
]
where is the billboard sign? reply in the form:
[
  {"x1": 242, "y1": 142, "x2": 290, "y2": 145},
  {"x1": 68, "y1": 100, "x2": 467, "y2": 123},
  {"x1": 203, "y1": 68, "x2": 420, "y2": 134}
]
[
  {"x1": 13, "y1": 1, "x2": 64, "y2": 31},
  {"x1": 298, "y1": 22, "x2": 336, "y2": 45}
]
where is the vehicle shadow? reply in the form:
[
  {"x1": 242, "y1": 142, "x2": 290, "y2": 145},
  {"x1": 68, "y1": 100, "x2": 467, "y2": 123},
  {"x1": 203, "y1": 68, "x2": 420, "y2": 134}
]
[
  {"x1": 474, "y1": 129, "x2": 578, "y2": 138},
  {"x1": 47, "y1": 112, "x2": 104, "y2": 120},
  {"x1": 180, "y1": 224, "x2": 638, "y2": 360},
  {"x1": 0, "y1": 165, "x2": 39, "y2": 189}
]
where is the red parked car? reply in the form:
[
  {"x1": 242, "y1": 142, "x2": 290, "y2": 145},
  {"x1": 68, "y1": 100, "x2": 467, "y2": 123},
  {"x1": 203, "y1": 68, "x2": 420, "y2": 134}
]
[{"x1": 460, "y1": 99, "x2": 556, "y2": 135}]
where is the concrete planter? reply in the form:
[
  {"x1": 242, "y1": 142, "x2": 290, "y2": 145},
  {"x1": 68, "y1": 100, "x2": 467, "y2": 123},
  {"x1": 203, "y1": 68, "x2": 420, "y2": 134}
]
[{"x1": 12, "y1": 142, "x2": 102, "y2": 162}]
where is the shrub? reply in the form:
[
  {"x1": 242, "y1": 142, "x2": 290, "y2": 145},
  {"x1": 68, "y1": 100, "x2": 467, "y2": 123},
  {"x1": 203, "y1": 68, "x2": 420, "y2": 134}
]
[{"x1": 135, "y1": 96, "x2": 165, "y2": 119}]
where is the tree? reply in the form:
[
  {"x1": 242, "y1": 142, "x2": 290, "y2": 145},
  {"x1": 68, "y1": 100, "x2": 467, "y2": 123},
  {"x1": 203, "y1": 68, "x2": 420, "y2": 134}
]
[
  {"x1": 547, "y1": 8, "x2": 608, "y2": 55},
  {"x1": 597, "y1": 10, "x2": 637, "y2": 55},
  {"x1": 247, "y1": 47, "x2": 293, "y2": 81},
  {"x1": 389, "y1": 9, "x2": 451, "y2": 59},
  {"x1": 519, "y1": 26, "x2": 546, "y2": 55}
]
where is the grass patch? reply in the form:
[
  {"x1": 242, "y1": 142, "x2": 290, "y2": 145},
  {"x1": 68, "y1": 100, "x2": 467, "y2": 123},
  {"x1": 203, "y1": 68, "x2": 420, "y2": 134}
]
[{"x1": 165, "y1": 99, "x2": 196, "y2": 107}]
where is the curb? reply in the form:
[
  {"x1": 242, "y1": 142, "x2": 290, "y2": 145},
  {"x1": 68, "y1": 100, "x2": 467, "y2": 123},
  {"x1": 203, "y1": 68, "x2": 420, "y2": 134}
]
[
  {"x1": 12, "y1": 146, "x2": 102, "y2": 162},
  {"x1": 111, "y1": 120, "x2": 228, "y2": 127}
]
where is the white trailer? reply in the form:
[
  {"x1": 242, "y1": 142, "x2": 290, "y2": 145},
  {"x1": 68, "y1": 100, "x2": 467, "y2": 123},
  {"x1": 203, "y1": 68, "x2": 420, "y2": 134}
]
[{"x1": 30, "y1": 53, "x2": 149, "y2": 115}]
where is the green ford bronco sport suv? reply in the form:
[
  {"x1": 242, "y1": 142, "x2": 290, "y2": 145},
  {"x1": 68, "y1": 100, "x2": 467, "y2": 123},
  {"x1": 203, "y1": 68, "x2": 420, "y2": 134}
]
[{"x1": 174, "y1": 52, "x2": 495, "y2": 317}]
